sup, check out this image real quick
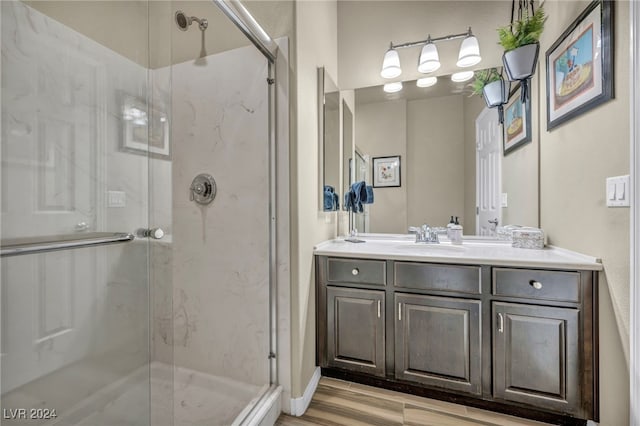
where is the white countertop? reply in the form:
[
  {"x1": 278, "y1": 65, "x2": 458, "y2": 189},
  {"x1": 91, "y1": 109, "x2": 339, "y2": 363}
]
[{"x1": 314, "y1": 235, "x2": 603, "y2": 271}]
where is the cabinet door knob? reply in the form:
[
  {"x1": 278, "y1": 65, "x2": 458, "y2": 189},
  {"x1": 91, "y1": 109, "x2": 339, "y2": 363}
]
[
  {"x1": 530, "y1": 280, "x2": 543, "y2": 290},
  {"x1": 351, "y1": 268, "x2": 359, "y2": 276}
]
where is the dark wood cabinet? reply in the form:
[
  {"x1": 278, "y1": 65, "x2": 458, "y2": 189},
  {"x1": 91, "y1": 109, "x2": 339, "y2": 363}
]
[
  {"x1": 395, "y1": 293, "x2": 482, "y2": 395},
  {"x1": 316, "y1": 255, "x2": 598, "y2": 423},
  {"x1": 326, "y1": 286, "x2": 385, "y2": 376},
  {"x1": 492, "y1": 302, "x2": 580, "y2": 414}
]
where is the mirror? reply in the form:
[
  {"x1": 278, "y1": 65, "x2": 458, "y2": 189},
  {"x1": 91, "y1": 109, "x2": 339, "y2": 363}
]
[
  {"x1": 318, "y1": 67, "x2": 341, "y2": 212},
  {"x1": 338, "y1": 1, "x2": 540, "y2": 236},
  {"x1": 342, "y1": 100, "x2": 354, "y2": 198}
]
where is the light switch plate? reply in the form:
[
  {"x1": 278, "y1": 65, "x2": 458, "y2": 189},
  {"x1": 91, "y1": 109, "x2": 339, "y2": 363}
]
[
  {"x1": 501, "y1": 193, "x2": 508, "y2": 208},
  {"x1": 108, "y1": 191, "x2": 126, "y2": 208},
  {"x1": 606, "y1": 175, "x2": 630, "y2": 207}
]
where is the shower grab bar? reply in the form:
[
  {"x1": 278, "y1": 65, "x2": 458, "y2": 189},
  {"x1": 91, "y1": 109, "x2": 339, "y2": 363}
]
[{"x1": 1, "y1": 232, "x2": 135, "y2": 257}]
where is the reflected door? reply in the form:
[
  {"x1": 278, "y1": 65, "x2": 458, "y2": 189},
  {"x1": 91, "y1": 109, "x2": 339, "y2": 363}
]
[
  {"x1": 1, "y1": 7, "x2": 101, "y2": 391},
  {"x1": 475, "y1": 107, "x2": 501, "y2": 236}
]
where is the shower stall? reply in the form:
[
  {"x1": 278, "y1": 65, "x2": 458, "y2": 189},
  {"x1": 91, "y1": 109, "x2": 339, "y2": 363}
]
[{"x1": 0, "y1": 1, "x2": 285, "y2": 424}]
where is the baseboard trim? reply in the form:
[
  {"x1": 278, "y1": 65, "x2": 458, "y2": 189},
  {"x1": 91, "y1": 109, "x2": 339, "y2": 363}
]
[{"x1": 290, "y1": 367, "x2": 321, "y2": 416}]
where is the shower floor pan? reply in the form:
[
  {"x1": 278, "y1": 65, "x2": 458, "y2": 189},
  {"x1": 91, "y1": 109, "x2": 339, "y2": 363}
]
[{"x1": 5, "y1": 362, "x2": 268, "y2": 426}]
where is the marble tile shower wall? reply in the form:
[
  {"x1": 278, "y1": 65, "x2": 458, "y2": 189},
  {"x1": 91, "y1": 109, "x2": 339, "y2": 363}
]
[
  {"x1": 152, "y1": 44, "x2": 272, "y2": 389},
  {"x1": 1, "y1": 0, "x2": 170, "y2": 399}
]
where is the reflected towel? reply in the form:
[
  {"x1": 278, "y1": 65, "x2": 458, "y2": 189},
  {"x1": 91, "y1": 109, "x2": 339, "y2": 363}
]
[
  {"x1": 351, "y1": 181, "x2": 367, "y2": 213},
  {"x1": 323, "y1": 185, "x2": 336, "y2": 211},
  {"x1": 363, "y1": 185, "x2": 374, "y2": 204},
  {"x1": 344, "y1": 190, "x2": 355, "y2": 212}
]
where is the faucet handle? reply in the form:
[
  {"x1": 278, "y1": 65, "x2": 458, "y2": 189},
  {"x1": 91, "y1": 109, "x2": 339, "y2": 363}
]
[{"x1": 408, "y1": 226, "x2": 421, "y2": 234}]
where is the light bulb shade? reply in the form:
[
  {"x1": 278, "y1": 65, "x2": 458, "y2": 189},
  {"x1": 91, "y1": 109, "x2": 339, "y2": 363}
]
[
  {"x1": 418, "y1": 42, "x2": 441, "y2": 74},
  {"x1": 451, "y1": 71, "x2": 475, "y2": 82},
  {"x1": 380, "y1": 48, "x2": 402, "y2": 79},
  {"x1": 383, "y1": 81, "x2": 403, "y2": 93},
  {"x1": 456, "y1": 35, "x2": 481, "y2": 67},
  {"x1": 416, "y1": 76, "x2": 438, "y2": 88}
]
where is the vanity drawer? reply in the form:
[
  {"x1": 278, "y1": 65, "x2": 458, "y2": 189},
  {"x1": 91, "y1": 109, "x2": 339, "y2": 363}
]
[
  {"x1": 493, "y1": 268, "x2": 580, "y2": 303},
  {"x1": 327, "y1": 257, "x2": 386, "y2": 285},
  {"x1": 394, "y1": 262, "x2": 481, "y2": 295}
]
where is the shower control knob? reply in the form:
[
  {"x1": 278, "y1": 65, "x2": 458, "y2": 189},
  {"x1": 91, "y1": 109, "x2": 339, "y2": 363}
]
[{"x1": 190, "y1": 173, "x2": 217, "y2": 205}]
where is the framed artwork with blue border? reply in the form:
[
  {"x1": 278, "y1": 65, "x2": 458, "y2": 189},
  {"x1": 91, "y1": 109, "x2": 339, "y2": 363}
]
[
  {"x1": 545, "y1": 0, "x2": 614, "y2": 130},
  {"x1": 503, "y1": 83, "x2": 532, "y2": 155}
]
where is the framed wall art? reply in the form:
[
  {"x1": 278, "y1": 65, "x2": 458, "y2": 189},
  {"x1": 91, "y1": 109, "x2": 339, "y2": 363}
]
[
  {"x1": 546, "y1": 0, "x2": 614, "y2": 130},
  {"x1": 121, "y1": 95, "x2": 171, "y2": 159},
  {"x1": 372, "y1": 155, "x2": 401, "y2": 188},
  {"x1": 503, "y1": 83, "x2": 532, "y2": 155}
]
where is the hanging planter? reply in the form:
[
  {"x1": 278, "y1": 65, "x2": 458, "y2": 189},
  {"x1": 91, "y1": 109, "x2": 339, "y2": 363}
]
[
  {"x1": 471, "y1": 68, "x2": 510, "y2": 124},
  {"x1": 498, "y1": 2, "x2": 546, "y2": 102},
  {"x1": 503, "y1": 43, "x2": 539, "y2": 102},
  {"x1": 483, "y1": 79, "x2": 510, "y2": 108},
  {"x1": 483, "y1": 78, "x2": 511, "y2": 124}
]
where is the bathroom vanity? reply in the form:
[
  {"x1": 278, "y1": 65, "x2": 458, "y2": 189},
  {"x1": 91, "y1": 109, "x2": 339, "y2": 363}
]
[{"x1": 314, "y1": 236, "x2": 602, "y2": 425}]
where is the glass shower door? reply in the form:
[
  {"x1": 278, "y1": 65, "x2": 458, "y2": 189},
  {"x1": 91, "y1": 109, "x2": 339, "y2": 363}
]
[
  {"x1": 1, "y1": 1, "x2": 158, "y2": 424},
  {"x1": 154, "y1": 2, "x2": 275, "y2": 422}
]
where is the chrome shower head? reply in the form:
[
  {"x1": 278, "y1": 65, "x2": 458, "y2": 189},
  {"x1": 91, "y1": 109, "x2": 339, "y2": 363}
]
[
  {"x1": 175, "y1": 10, "x2": 208, "y2": 32},
  {"x1": 175, "y1": 11, "x2": 189, "y2": 30}
]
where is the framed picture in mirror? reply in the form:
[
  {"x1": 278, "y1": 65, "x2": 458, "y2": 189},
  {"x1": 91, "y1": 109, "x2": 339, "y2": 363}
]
[
  {"x1": 121, "y1": 95, "x2": 170, "y2": 159},
  {"x1": 503, "y1": 83, "x2": 532, "y2": 155},
  {"x1": 372, "y1": 156, "x2": 401, "y2": 188},
  {"x1": 545, "y1": 0, "x2": 614, "y2": 130}
]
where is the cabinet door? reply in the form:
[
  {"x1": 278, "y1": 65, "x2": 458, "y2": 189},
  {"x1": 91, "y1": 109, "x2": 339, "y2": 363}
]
[
  {"x1": 493, "y1": 302, "x2": 580, "y2": 415},
  {"x1": 395, "y1": 293, "x2": 482, "y2": 395},
  {"x1": 326, "y1": 287, "x2": 385, "y2": 376}
]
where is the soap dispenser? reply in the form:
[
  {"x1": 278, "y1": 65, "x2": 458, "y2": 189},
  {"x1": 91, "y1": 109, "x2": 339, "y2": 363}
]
[
  {"x1": 446, "y1": 216, "x2": 455, "y2": 239},
  {"x1": 451, "y1": 216, "x2": 463, "y2": 245}
]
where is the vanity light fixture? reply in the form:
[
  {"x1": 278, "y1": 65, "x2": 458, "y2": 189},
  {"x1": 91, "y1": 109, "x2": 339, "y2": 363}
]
[
  {"x1": 456, "y1": 32, "x2": 481, "y2": 67},
  {"x1": 381, "y1": 27, "x2": 481, "y2": 79},
  {"x1": 451, "y1": 70, "x2": 475, "y2": 82},
  {"x1": 417, "y1": 38, "x2": 440, "y2": 74},
  {"x1": 416, "y1": 76, "x2": 438, "y2": 88},
  {"x1": 383, "y1": 81, "x2": 403, "y2": 93},
  {"x1": 380, "y1": 45, "x2": 402, "y2": 79}
]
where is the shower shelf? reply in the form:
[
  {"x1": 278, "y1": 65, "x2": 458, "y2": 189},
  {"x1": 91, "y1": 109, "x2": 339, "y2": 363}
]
[{"x1": 0, "y1": 232, "x2": 135, "y2": 257}]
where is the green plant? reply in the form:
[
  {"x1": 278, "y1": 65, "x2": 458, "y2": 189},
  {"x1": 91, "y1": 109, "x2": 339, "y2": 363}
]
[
  {"x1": 470, "y1": 68, "x2": 501, "y2": 96},
  {"x1": 498, "y1": 6, "x2": 547, "y2": 51}
]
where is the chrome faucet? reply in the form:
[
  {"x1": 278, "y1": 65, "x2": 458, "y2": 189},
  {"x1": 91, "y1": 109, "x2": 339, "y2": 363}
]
[{"x1": 408, "y1": 224, "x2": 440, "y2": 244}]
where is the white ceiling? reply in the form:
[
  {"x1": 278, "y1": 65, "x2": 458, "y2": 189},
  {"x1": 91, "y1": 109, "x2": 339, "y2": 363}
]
[{"x1": 338, "y1": 1, "x2": 511, "y2": 90}]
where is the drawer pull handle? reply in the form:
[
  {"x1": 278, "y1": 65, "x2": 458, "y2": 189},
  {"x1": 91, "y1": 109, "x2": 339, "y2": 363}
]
[
  {"x1": 530, "y1": 280, "x2": 543, "y2": 290},
  {"x1": 377, "y1": 300, "x2": 381, "y2": 318},
  {"x1": 398, "y1": 303, "x2": 402, "y2": 321},
  {"x1": 351, "y1": 268, "x2": 359, "y2": 276},
  {"x1": 498, "y1": 313, "x2": 504, "y2": 333}
]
